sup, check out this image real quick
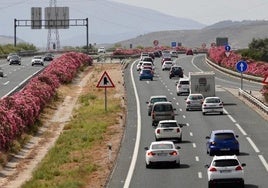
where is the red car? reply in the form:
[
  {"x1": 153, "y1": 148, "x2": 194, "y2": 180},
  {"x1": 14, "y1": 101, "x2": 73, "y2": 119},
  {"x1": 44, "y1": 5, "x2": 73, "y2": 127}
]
[{"x1": 186, "y1": 49, "x2": 193, "y2": 55}]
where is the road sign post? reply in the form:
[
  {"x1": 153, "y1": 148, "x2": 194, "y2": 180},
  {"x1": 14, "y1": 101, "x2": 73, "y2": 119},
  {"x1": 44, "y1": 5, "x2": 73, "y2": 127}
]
[
  {"x1": 236, "y1": 60, "x2": 248, "y2": 90},
  {"x1": 96, "y1": 71, "x2": 115, "y2": 111}
]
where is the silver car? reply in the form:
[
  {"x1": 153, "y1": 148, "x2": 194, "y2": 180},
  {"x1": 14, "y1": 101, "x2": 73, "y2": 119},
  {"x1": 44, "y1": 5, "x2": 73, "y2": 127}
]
[
  {"x1": 146, "y1": 95, "x2": 168, "y2": 116},
  {"x1": 185, "y1": 93, "x2": 204, "y2": 111}
]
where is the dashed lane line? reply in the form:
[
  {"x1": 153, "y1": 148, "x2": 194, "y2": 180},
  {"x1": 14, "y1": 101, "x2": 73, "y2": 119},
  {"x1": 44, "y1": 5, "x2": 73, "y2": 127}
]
[{"x1": 246, "y1": 137, "x2": 260, "y2": 153}]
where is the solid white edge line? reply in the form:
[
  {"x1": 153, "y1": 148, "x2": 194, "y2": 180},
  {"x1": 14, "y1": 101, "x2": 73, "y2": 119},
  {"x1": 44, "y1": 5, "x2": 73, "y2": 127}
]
[
  {"x1": 246, "y1": 137, "x2": 260, "y2": 153},
  {"x1": 258, "y1": 155, "x2": 268, "y2": 172},
  {"x1": 123, "y1": 61, "x2": 141, "y2": 188}
]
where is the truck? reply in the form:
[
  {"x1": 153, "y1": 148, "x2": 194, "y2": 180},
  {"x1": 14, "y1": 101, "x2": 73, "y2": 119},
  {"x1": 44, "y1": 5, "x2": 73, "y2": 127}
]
[{"x1": 189, "y1": 71, "x2": 215, "y2": 98}]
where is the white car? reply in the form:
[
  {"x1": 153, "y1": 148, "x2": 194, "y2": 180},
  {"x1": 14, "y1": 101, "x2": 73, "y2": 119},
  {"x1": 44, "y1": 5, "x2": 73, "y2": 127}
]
[
  {"x1": 162, "y1": 61, "x2": 173, "y2": 70},
  {"x1": 155, "y1": 120, "x2": 183, "y2": 142},
  {"x1": 205, "y1": 155, "x2": 246, "y2": 188},
  {"x1": 202, "y1": 96, "x2": 224, "y2": 115},
  {"x1": 31, "y1": 56, "x2": 44, "y2": 66},
  {"x1": 176, "y1": 78, "x2": 190, "y2": 96},
  {"x1": 98, "y1": 47, "x2": 106, "y2": 53},
  {"x1": 141, "y1": 61, "x2": 154, "y2": 70},
  {"x1": 145, "y1": 141, "x2": 180, "y2": 168}
]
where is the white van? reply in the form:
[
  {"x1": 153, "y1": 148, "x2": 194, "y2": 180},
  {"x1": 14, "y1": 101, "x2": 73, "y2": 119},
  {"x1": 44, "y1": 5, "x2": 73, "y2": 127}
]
[{"x1": 151, "y1": 102, "x2": 176, "y2": 126}]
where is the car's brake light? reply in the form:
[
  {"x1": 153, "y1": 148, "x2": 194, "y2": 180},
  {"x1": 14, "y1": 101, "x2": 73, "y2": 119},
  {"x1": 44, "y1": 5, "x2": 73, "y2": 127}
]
[
  {"x1": 209, "y1": 167, "x2": 217, "y2": 172},
  {"x1": 219, "y1": 102, "x2": 223, "y2": 106},
  {"x1": 156, "y1": 129, "x2": 160, "y2": 134},
  {"x1": 147, "y1": 152, "x2": 156, "y2": 156},
  {"x1": 235, "y1": 165, "x2": 243, "y2": 171},
  {"x1": 186, "y1": 101, "x2": 190, "y2": 104},
  {"x1": 177, "y1": 128, "x2": 180, "y2": 133},
  {"x1": 169, "y1": 151, "x2": 178, "y2": 156}
]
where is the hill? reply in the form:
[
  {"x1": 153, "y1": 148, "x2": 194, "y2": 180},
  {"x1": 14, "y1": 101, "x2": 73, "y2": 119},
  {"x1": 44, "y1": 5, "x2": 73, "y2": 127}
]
[{"x1": 114, "y1": 20, "x2": 268, "y2": 49}]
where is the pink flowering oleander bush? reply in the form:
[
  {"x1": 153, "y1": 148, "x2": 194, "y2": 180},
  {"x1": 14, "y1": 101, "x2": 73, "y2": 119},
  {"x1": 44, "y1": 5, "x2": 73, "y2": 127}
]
[
  {"x1": 208, "y1": 46, "x2": 268, "y2": 101},
  {"x1": 0, "y1": 52, "x2": 92, "y2": 150}
]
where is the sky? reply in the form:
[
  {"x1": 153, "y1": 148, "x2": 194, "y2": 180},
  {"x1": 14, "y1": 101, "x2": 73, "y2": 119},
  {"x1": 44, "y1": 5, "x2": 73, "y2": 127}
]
[
  {"x1": 0, "y1": 0, "x2": 267, "y2": 48},
  {"x1": 111, "y1": 0, "x2": 268, "y2": 25}
]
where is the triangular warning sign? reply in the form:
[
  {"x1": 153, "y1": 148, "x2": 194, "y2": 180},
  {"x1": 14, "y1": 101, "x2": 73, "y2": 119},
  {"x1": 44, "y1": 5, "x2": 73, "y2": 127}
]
[
  {"x1": 96, "y1": 71, "x2": 115, "y2": 88},
  {"x1": 263, "y1": 76, "x2": 268, "y2": 84}
]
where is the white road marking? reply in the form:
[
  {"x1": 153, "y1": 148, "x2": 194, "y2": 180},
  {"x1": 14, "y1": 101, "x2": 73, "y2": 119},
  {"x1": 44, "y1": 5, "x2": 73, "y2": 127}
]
[
  {"x1": 225, "y1": 110, "x2": 236, "y2": 123},
  {"x1": 186, "y1": 123, "x2": 190, "y2": 127},
  {"x1": 192, "y1": 143, "x2": 196, "y2": 148},
  {"x1": 3, "y1": 81, "x2": 9, "y2": 85},
  {"x1": 182, "y1": 114, "x2": 185, "y2": 118},
  {"x1": 190, "y1": 132, "x2": 193, "y2": 136},
  {"x1": 258, "y1": 155, "x2": 268, "y2": 172},
  {"x1": 124, "y1": 61, "x2": 141, "y2": 188},
  {"x1": 195, "y1": 156, "x2": 199, "y2": 161},
  {"x1": 198, "y1": 172, "x2": 202, "y2": 179},
  {"x1": 235, "y1": 123, "x2": 247, "y2": 136},
  {"x1": 246, "y1": 137, "x2": 260, "y2": 153}
]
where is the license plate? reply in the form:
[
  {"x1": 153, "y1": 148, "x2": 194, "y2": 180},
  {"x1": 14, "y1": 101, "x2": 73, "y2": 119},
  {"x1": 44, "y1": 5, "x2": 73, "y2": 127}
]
[
  {"x1": 164, "y1": 129, "x2": 173, "y2": 132},
  {"x1": 220, "y1": 148, "x2": 230, "y2": 151},
  {"x1": 158, "y1": 153, "x2": 167, "y2": 156},
  {"x1": 220, "y1": 170, "x2": 231, "y2": 173}
]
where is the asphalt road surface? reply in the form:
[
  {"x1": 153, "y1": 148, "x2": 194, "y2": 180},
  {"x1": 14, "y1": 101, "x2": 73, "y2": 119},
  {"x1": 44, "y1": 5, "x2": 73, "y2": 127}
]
[{"x1": 107, "y1": 54, "x2": 268, "y2": 188}]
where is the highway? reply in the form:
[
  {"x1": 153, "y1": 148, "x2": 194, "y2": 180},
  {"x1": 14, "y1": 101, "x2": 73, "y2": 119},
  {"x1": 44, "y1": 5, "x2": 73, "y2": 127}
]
[
  {"x1": 107, "y1": 54, "x2": 268, "y2": 188},
  {"x1": 0, "y1": 56, "x2": 51, "y2": 98}
]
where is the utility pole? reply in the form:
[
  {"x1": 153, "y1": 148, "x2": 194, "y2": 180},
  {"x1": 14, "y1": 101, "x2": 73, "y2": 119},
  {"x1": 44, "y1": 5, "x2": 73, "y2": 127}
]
[{"x1": 47, "y1": 0, "x2": 60, "y2": 51}]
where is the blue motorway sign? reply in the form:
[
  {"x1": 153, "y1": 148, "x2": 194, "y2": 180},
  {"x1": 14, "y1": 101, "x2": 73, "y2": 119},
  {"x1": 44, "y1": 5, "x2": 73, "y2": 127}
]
[
  {"x1": 225, "y1": 45, "x2": 231, "y2": 52},
  {"x1": 171, "y1": 41, "x2": 176, "y2": 47},
  {"x1": 236, "y1": 60, "x2": 248, "y2": 73}
]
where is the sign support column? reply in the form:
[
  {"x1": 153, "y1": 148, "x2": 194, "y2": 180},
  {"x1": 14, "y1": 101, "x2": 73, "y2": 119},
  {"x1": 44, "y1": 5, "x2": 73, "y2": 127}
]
[{"x1": 96, "y1": 71, "x2": 115, "y2": 111}]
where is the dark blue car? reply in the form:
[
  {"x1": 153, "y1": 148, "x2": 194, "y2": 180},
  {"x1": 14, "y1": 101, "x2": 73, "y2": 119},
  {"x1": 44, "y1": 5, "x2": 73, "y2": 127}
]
[
  {"x1": 206, "y1": 130, "x2": 240, "y2": 156},
  {"x1": 139, "y1": 69, "x2": 153, "y2": 81}
]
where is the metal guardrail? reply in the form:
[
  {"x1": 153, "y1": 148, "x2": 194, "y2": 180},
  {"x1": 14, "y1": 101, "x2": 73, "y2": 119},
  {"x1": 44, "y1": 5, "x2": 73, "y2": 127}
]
[
  {"x1": 238, "y1": 89, "x2": 268, "y2": 114},
  {"x1": 206, "y1": 57, "x2": 268, "y2": 114}
]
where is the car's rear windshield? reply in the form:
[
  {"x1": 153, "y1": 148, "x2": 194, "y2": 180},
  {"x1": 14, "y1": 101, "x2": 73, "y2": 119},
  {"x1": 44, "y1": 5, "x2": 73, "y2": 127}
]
[
  {"x1": 154, "y1": 104, "x2": 173, "y2": 112},
  {"x1": 160, "y1": 122, "x2": 177, "y2": 128},
  {"x1": 152, "y1": 144, "x2": 173, "y2": 150},
  {"x1": 189, "y1": 95, "x2": 203, "y2": 100},
  {"x1": 212, "y1": 159, "x2": 239, "y2": 167},
  {"x1": 151, "y1": 98, "x2": 167, "y2": 103},
  {"x1": 206, "y1": 98, "x2": 221, "y2": 103},
  {"x1": 180, "y1": 81, "x2": 189, "y2": 84},
  {"x1": 214, "y1": 133, "x2": 235, "y2": 140},
  {"x1": 142, "y1": 70, "x2": 151, "y2": 74}
]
